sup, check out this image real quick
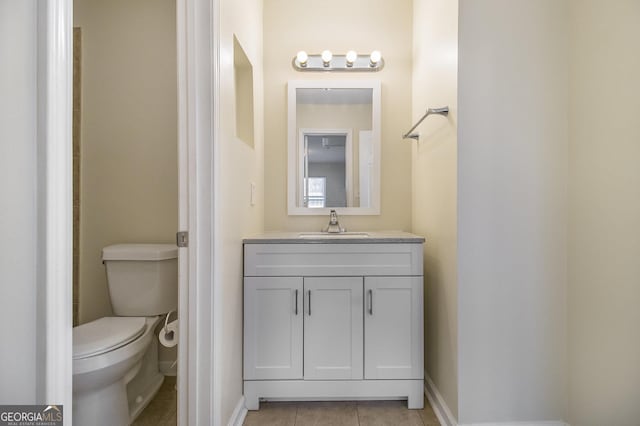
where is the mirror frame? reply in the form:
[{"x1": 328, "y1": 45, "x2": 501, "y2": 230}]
[{"x1": 287, "y1": 79, "x2": 381, "y2": 215}]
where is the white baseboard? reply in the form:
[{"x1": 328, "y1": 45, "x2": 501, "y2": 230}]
[
  {"x1": 424, "y1": 372, "x2": 457, "y2": 426},
  {"x1": 227, "y1": 395, "x2": 248, "y2": 426},
  {"x1": 423, "y1": 373, "x2": 568, "y2": 426}
]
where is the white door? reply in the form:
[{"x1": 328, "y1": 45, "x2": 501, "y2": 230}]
[
  {"x1": 364, "y1": 276, "x2": 423, "y2": 379},
  {"x1": 303, "y1": 277, "x2": 363, "y2": 380},
  {"x1": 244, "y1": 277, "x2": 303, "y2": 380}
]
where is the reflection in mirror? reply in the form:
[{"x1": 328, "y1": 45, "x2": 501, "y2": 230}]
[
  {"x1": 302, "y1": 132, "x2": 351, "y2": 208},
  {"x1": 288, "y1": 80, "x2": 380, "y2": 215}
]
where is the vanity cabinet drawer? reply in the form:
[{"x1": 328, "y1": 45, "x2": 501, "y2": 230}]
[{"x1": 244, "y1": 243, "x2": 423, "y2": 277}]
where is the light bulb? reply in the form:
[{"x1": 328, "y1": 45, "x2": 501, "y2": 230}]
[
  {"x1": 296, "y1": 51, "x2": 308, "y2": 66},
  {"x1": 345, "y1": 50, "x2": 357, "y2": 66},
  {"x1": 321, "y1": 50, "x2": 333, "y2": 66},
  {"x1": 370, "y1": 50, "x2": 382, "y2": 66}
]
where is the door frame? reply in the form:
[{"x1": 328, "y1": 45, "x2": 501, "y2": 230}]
[
  {"x1": 297, "y1": 128, "x2": 353, "y2": 208},
  {"x1": 42, "y1": 0, "x2": 73, "y2": 423},
  {"x1": 44, "y1": 0, "x2": 220, "y2": 423},
  {"x1": 176, "y1": 0, "x2": 220, "y2": 423}
]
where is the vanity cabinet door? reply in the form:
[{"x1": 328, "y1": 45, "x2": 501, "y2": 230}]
[
  {"x1": 244, "y1": 277, "x2": 303, "y2": 380},
  {"x1": 303, "y1": 277, "x2": 363, "y2": 380},
  {"x1": 364, "y1": 276, "x2": 423, "y2": 380}
]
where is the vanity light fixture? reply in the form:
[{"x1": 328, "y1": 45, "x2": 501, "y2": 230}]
[
  {"x1": 292, "y1": 50, "x2": 384, "y2": 72},
  {"x1": 321, "y1": 50, "x2": 333, "y2": 66},
  {"x1": 345, "y1": 50, "x2": 357, "y2": 67},
  {"x1": 296, "y1": 51, "x2": 308, "y2": 67},
  {"x1": 369, "y1": 50, "x2": 382, "y2": 67}
]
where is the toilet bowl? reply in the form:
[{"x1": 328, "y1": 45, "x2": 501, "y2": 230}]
[
  {"x1": 72, "y1": 243, "x2": 178, "y2": 426},
  {"x1": 73, "y1": 316, "x2": 163, "y2": 426}
]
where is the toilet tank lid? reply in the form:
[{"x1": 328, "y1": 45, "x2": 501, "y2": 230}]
[
  {"x1": 102, "y1": 244, "x2": 178, "y2": 261},
  {"x1": 73, "y1": 316, "x2": 146, "y2": 359}
]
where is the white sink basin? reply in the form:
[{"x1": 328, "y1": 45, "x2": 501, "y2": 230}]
[{"x1": 298, "y1": 232, "x2": 370, "y2": 239}]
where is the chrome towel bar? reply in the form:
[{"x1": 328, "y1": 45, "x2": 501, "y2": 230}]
[{"x1": 402, "y1": 106, "x2": 449, "y2": 140}]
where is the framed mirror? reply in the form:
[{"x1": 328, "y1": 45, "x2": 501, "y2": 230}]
[{"x1": 287, "y1": 80, "x2": 381, "y2": 215}]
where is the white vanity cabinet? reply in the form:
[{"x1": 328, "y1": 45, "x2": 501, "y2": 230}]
[
  {"x1": 243, "y1": 277, "x2": 303, "y2": 380},
  {"x1": 243, "y1": 276, "x2": 363, "y2": 381},
  {"x1": 303, "y1": 277, "x2": 364, "y2": 380},
  {"x1": 364, "y1": 276, "x2": 423, "y2": 380},
  {"x1": 243, "y1": 237, "x2": 424, "y2": 410}
]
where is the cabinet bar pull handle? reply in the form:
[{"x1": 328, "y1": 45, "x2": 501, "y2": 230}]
[
  {"x1": 308, "y1": 290, "x2": 311, "y2": 316},
  {"x1": 369, "y1": 289, "x2": 373, "y2": 315},
  {"x1": 295, "y1": 289, "x2": 298, "y2": 315}
]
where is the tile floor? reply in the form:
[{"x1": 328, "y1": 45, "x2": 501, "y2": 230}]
[
  {"x1": 131, "y1": 376, "x2": 177, "y2": 426},
  {"x1": 131, "y1": 378, "x2": 441, "y2": 426},
  {"x1": 243, "y1": 398, "x2": 441, "y2": 426}
]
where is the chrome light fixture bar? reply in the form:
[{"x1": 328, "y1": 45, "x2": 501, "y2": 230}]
[{"x1": 293, "y1": 50, "x2": 384, "y2": 72}]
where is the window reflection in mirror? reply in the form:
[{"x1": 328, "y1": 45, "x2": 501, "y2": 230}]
[{"x1": 288, "y1": 80, "x2": 380, "y2": 215}]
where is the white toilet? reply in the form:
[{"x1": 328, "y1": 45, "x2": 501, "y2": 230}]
[{"x1": 73, "y1": 243, "x2": 178, "y2": 426}]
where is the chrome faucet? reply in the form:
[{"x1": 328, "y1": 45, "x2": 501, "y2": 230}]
[{"x1": 323, "y1": 209, "x2": 345, "y2": 233}]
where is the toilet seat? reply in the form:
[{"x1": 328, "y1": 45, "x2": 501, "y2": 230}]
[{"x1": 73, "y1": 317, "x2": 146, "y2": 360}]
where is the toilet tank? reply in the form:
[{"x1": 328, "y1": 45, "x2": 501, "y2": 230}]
[{"x1": 102, "y1": 244, "x2": 178, "y2": 316}]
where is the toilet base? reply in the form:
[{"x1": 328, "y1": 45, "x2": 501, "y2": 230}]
[
  {"x1": 128, "y1": 373, "x2": 164, "y2": 422},
  {"x1": 73, "y1": 316, "x2": 166, "y2": 426},
  {"x1": 74, "y1": 375, "x2": 132, "y2": 426},
  {"x1": 128, "y1": 329, "x2": 165, "y2": 422}
]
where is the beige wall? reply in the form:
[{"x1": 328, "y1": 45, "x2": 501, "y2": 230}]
[
  {"x1": 74, "y1": 0, "x2": 178, "y2": 360},
  {"x1": 568, "y1": 1, "x2": 640, "y2": 424},
  {"x1": 263, "y1": 0, "x2": 413, "y2": 232},
  {"x1": 219, "y1": 0, "x2": 264, "y2": 423},
  {"x1": 411, "y1": 0, "x2": 458, "y2": 420},
  {"x1": 458, "y1": 0, "x2": 568, "y2": 423}
]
